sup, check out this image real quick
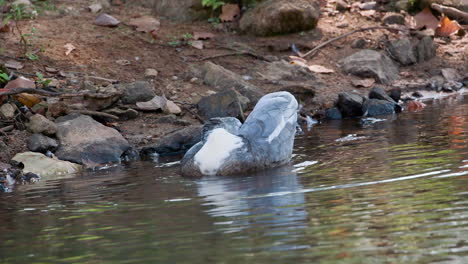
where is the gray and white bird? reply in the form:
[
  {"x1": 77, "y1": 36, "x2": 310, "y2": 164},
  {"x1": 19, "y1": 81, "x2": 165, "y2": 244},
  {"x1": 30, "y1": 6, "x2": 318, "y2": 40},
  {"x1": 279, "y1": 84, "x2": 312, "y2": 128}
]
[{"x1": 181, "y1": 91, "x2": 298, "y2": 177}]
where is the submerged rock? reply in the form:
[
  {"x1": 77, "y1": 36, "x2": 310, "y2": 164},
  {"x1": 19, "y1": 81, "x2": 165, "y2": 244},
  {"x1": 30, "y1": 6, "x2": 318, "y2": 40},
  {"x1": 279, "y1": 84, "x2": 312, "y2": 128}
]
[
  {"x1": 12, "y1": 152, "x2": 82, "y2": 177},
  {"x1": 140, "y1": 125, "x2": 202, "y2": 156},
  {"x1": 337, "y1": 92, "x2": 365, "y2": 117},
  {"x1": 55, "y1": 114, "x2": 131, "y2": 164},
  {"x1": 340, "y1": 50, "x2": 399, "y2": 84},
  {"x1": 239, "y1": 0, "x2": 320, "y2": 36},
  {"x1": 326, "y1": 107, "x2": 342, "y2": 120},
  {"x1": 362, "y1": 99, "x2": 395, "y2": 116}
]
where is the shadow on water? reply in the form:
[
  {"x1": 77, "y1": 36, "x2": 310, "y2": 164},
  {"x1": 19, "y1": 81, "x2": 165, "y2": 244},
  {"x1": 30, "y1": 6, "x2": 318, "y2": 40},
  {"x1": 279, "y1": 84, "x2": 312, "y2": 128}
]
[{"x1": 0, "y1": 94, "x2": 467, "y2": 263}]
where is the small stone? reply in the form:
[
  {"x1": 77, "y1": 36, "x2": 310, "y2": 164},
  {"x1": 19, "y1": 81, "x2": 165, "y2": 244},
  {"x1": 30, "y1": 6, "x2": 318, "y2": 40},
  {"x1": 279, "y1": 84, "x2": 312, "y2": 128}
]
[
  {"x1": 144, "y1": 68, "x2": 158, "y2": 78},
  {"x1": 136, "y1": 95, "x2": 166, "y2": 111},
  {"x1": 337, "y1": 22, "x2": 349, "y2": 28},
  {"x1": 88, "y1": 3, "x2": 102, "y2": 13},
  {"x1": 172, "y1": 76, "x2": 179, "y2": 81},
  {"x1": 94, "y1": 13, "x2": 120, "y2": 27},
  {"x1": 27, "y1": 134, "x2": 59, "y2": 153},
  {"x1": 382, "y1": 13, "x2": 405, "y2": 25},
  {"x1": 0, "y1": 103, "x2": 16, "y2": 119},
  {"x1": 362, "y1": 99, "x2": 395, "y2": 117},
  {"x1": 351, "y1": 38, "x2": 367, "y2": 49},
  {"x1": 5, "y1": 60, "x2": 23, "y2": 70},
  {"x1": 4, "y1": 76, "x2": 35, "y2": 89},
  {"x1": 27, "y1": 114, "x2": 57, "y2": 135},
  {"x1": 164, "y1": 100, "x2": 182, "y2": 115},
  {"x1": 120, "y1": 81, "x2": 155, "y2": 104},
  {"x1": 190, "y1": 77, "x2": 198, "y2": 83}
]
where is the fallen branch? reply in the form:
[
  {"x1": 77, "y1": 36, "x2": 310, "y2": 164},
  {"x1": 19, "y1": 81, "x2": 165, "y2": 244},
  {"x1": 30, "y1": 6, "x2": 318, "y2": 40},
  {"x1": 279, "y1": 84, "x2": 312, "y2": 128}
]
[
  {"x1": 431, "y1": 3, "x2": 468, "y2": 23},
  {"x1": 0, "y1": 125, "x2": 14, "y2": 133},
  {"x1": 300, "y1": 26, "x2": 408, "y2": 58}
]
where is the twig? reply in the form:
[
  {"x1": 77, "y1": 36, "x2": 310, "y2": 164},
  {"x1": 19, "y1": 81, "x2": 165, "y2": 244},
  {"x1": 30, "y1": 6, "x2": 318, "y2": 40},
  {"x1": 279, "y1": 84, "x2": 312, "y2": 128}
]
[
  {"x1": 431, "y1": 3, "x2": 468, "y2": 23},
  {"x1": 192, "y1": 52, "x2": 247, "y2": 62},
  {"x1": 0, "y1": 88, "x2": 63, "y2": 97},
  {"x1": 66, "y1": 110, "x2": 119, "y2": 120},
  {"x1": 300, "y1": 26, "x2": 408, "y2": 58}
]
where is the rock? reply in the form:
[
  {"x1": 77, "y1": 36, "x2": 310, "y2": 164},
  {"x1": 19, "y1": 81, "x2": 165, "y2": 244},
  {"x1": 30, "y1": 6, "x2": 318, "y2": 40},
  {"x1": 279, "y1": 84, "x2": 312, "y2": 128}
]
[
  {"x1": 27, "y1": 134, "x2": 58, "y2": 153},
  {"x1": 155, "y1": 115, "x2": 192, "y2": 126},
  {"x1": 103, "y1": 107, "x2": 139, "y2": 120},
  {"x1": 415, "y1": 36, "x2": 436, "y2": 63},
  {"x1": 326, "y1": 107, "x2": 342, "y2": 120},
  {"x1": 164, "y1": 100, "x2": 182, "y2": 115},
  {"x1": 362, "y1": 99, "x2": 395, "y2": 116},
  {"x1": 4, "y1": 76, "x2": 35, "y2": 89},
  {"x1": 88, "y1": 3, "x2": 102, "y2": 13},
  {"x1": 337, "y1": 21, "x2": 349, "y2": 28},
  {"x1": 55, "y1": 114, "x2": 131, "y2": 164},
  {"x1": 12, "y1": 152, "x2": 82, "y2": 177},
  {"x1": 197, "y1": 90, "x2": 248, "y2": 121},
  {"x1": 369, "y1": 86, "x2": 397, "y2": 104},
  {"x1": 239, "y1": 0, "x2": 320, "y2": 36},
  {"x1": 388, "y1": 88, "x2": 402, "y2": 102},
  {"x1": 82, "y1": 85, "x2": 122, "y2": 111},
  {"x1": 5, "y1": 60, "x2": 24, "y2": 70},
  {"x1": 27, "y1": 114, "x2": 57, "y2": 135},
  {"x1": 386, "y1": 38, "x2": 417, "y2": 65},
  {"x1": 120, "y1": 81, "x2": 156, "y2": 104},
  {"x1": 94, "y1": 13, "x2": 120, "y2": 27},
  {"x1": 152, "y1": 0, "x2": 210, "y2": 21},
  {"x1": 382, "y1": 13, "x2": 405, "y2": 25},
  {"x1": 13, "y1": 0, "x2": 31, "y2": 5},
  {"x1": 199, "y1": 62, "x2": 263, "y2": 105},
  {"x1": 340, "y1": 50, "x2": 399, "y2": 84},
  {"x1": 336, "y1": 0, "x2": 350, "y2": 11},
  {"x1": 351, "y1": 38, "x2": 367, "y2": 49},
  {"x1": 140, "y1": 125, "x2": 202, "y2": 156},
  {"x1": 136, "y1": 95, "x2": 166, "y2": 111},
  {"x1": 144, "y1": 68, "x2": 158, "y2": 78},
  {"x1": 441, "y1": 68, "x2": 461, "y2": 81},
  {"x1": 0, "y1": 103, "x2": 16, "y2": 119},
  {"x1": 337, "y1": 92, "x2": 365, "y2": 117},
  {"x1": 394, "y1": 0, "x2": 410, "y2": 11}
]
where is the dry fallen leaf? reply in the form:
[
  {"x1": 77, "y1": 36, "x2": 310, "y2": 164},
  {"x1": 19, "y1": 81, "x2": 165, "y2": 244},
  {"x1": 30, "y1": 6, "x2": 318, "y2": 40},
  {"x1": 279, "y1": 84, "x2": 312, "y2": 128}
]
[
  {"x1": 64, "y1": 43, "x2": 76, "y2": 56},
  {"x1": 351, "y1": 78, "x2": 375, "y2": 88},
  {"x1": 128, "y1": 16, "x2": 160, "y2": 33},
  {"x1": 308, "y1": 65, "x2": 335, "y2": 74},
  {"x1": 15, "y1": 93, "x2": 41, "y2": 108},
  {"x1": 435, "y1": 15, "x2": 461, "y2": 37},
  {"x1": 219, "y1": 4, "x2": 240, "y2": 22},
  {"x1": 193, "y1": 31, "x2": 215, "y2": 40},
  {"x1": 413, "y1": 7, "x2": 439, "y2": 30}
]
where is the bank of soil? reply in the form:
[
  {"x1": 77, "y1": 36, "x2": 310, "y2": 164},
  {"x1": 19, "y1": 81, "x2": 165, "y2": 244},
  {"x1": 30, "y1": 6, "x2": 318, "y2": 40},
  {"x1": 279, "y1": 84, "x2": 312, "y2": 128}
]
[{"x1": 0, "y1": 0, "x2": 467, "y2": 163}]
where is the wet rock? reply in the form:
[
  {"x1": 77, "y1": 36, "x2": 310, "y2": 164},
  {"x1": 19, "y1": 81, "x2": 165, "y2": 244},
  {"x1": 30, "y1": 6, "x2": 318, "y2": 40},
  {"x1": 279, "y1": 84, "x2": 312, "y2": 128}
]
[
  {"x1": 12, "y1": 152, "x2": 82, "y2": 177},
  {"x1": 340, "y1": 50, "x2": 399, "y2": 84},
  {"x1": 55, "y1": 114, "x2": 131, "y2": 164},
  {"x1": 103, "y1": 107, "x2": 139, "y2": 121},
  {"x1": 27, "y1": 114, "x2": 57, "y2": 135},
  {"x1": 351, "y1": 38, "x2": 367, "y2": 49},
  {"x1": 337, "y1": 92, "x2": 365, "y2": 117},
  {"x1": 382, "y1": 13, "x2": 405, "y2": 25},
  {"x1": 199, "y1": 62, "x2": 263, "y2": 105},
  {"x1": 144, "y1": 68, "x2": 158, "y2": 78},
  {"x1": 389, "y1": 88, "x2": 402, "y2": 102},
  {"x1": 362, "y1": 99, "x2": 395, "y2": 116},
  {"x1": 27, "y1": 134, "x2": 58, "y2": 153},
  {"x1": 197, "y1": 90, "x2": 248, "y2": 121},
  {"x1": 369, "y1": 86, "x2": 397, "y2": 104},
  {"x1": 386, "y1": 38, "x2": 417, "y2": 65},
  {"x1": 326, "y1": 107, "x2": 342, "y2": 120},
  {"x1": 239, "y1": 0, "x2": 320, "y2": 36},
  {"x1": 0, "y1": 103, "x2": 16, "y2": 119},
  {"x1": 415, "y1": 36, "x2": 436, "y2": 63},
  {"x1": 94, "y1": 13, "x2": 120, "y2": 27},
  {"x1": 140, "y1": 125, "x2": 202, "y2": 156},
  {"x1": 120, "y1": 81, "x2": 156, "y2": 104}
]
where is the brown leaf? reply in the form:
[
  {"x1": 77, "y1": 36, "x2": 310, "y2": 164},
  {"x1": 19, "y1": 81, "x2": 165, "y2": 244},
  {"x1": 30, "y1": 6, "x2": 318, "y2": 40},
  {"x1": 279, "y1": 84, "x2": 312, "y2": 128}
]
[
  {"x1": 219, "y1": 4, "x2": 240, "y2": 22},
  {"x1": 193, "y1": 31, "x2": 215, "y2": 40},
  {"x1": 128, "y1": 16, "x2": 160, "y2": 33},
  {"x1": 14, "y1": 93, "x2": 41, "y2": 108},
  {"x1": 414, "y1": 7, "x2": 439, "y2": 30},
  {"x1": 435, "y1": 15, "x2": 461, "y2": 37},
  {"x1": 351, "y1": 78, "x2": 375, "y2": 88}
]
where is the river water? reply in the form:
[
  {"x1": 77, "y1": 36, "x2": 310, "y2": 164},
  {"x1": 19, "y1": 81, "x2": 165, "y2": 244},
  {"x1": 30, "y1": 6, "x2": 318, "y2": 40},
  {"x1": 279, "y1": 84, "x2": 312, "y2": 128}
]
[{"x1": 0, "y1": 94, "x2": 467, "y2": 264}]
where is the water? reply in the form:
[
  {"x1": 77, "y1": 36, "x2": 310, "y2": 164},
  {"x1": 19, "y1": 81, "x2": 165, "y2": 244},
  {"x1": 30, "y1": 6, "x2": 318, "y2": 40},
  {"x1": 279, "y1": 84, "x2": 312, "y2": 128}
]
[{"x1": 0, "y1": 94, "x2": 467, "y2": 264}]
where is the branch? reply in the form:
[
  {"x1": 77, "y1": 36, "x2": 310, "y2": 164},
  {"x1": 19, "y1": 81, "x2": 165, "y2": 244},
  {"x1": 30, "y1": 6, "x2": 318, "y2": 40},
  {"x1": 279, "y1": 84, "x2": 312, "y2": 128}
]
[
  {"x1": 431, "y1": 3, "x2": 468, "y2": 23},
  {"x1": 300, "y1": 26, "x2": 408, "y2": 59}
]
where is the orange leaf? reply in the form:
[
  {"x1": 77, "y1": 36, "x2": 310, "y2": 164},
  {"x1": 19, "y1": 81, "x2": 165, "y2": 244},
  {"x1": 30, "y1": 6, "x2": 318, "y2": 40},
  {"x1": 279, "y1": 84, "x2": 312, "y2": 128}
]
[
  {"x1": 435, "y1": 15, "x2": 461, "y2": 37},
  {"x1": 14, "y1": 93, "x2": 42, "y2": 108},
  {"x1": 414, "y1": 7, "x2": 439, "y2": 30},
  {"x1": 219, "y1": 4, "x2": 240, "y2": 22}
]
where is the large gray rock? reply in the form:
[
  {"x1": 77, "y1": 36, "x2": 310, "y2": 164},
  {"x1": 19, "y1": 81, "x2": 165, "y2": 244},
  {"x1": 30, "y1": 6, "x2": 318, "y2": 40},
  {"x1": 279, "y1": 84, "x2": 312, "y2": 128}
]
[
  {"x1": 199, "y1": 62, "x2": 263, "y2": 105},
  {"x1": 197, "y1": 90, "x2": 248, "y2": 121},
  {"x1": 239, "y1": 0, "x2": 320, "y2": 36},
  {"x1": 27, "y1": 114, "x2": 57, "y2": 135},
  {"x1": 337, "y1": 92, "x2": 365, "y2": 117},
  {"x1": 120, "y1": 81, "x2": 156, "y2": 104},
  {"x1": 415, "y1": 36, "x2": 436, "y2": 63},
  {"x1": 55, "y1": 114, "x2": 131, "y2": 164},
  {"x1": 140, "y1": 125, "x2": 202, "y2": 156},
  {"x1": 362, "y1": 99, "x2": 395, "y2": 117},
  {"x1": 340, "y1": 50, "x2": 399, "y2": 84},
  {"x1": 12, "y1": 152, "x2": 82, "y2": 177},
  {"x1": 27, "y1": 134, "x2": 59, "y2": 153},
  {"x1": 386, "y1": 38, "x2": 417, "y2": 65}
]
